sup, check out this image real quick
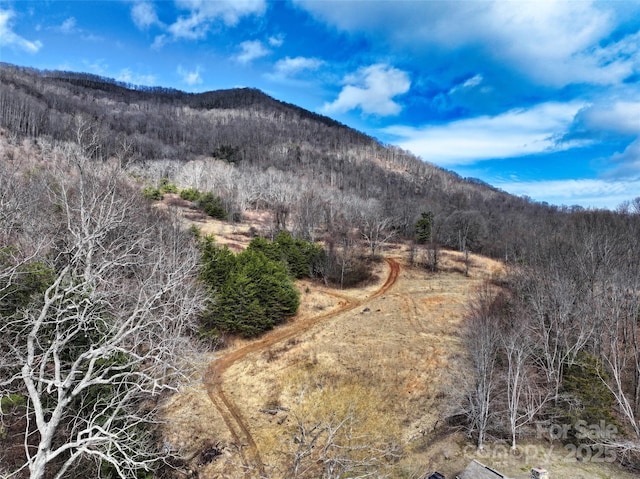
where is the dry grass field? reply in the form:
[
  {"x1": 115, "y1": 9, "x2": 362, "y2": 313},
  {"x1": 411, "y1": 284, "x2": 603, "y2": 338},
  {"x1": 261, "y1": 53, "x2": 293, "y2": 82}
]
[{"x1": 160, "y1": 208, "x2": 636, "y2": 479}]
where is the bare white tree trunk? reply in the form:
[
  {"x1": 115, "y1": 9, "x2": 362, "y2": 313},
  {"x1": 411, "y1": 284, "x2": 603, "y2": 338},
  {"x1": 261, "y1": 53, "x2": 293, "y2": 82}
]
[
  {"x1": 358, "y1": 199, "x2": 396, "y2": 258},
  {"x1": 600, "y1": 273, "x2": 640, "y2": 439},
  {"x1": 502, "y1": 320, "x2": 547, "y2": 451},
  {"x1": 285, "y1": 409, "x2": 396, "y2": 479},
  {"x1": 462, "y1": 285, "x2": 500, "y2": 451},
  {"x1": 0, "y1": 145, "x2": 204, "y2": 479},
  {"x1": 516, "y1": 266, "x2": 594, "y2": 404}
]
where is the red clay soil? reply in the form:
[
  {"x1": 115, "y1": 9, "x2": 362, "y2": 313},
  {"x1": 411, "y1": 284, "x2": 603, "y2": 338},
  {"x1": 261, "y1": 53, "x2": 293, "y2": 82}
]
[{"x1": 203, "y1": 258, "x2": 400, "y2": 476}]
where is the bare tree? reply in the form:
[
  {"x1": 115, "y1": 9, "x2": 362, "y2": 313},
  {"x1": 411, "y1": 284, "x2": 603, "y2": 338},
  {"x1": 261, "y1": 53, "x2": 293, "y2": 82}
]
[
  {"x1": 424, "y1": 242, "x2": 440, "y2": 272},
  {"x1": 599, "y1": 268, "x2": 640, "y2": 440},
  {"x1": 72, "y1": 115, "x2": 104, "y2": 160},
  {"x1": 264, "y1": 169, "x2": 298, "y2": 233},
  {"x1": 461, "y1": 285, "x2": 501, "y2": 450},
  {"x1": 358, "y1": 199, "x2": 396, "y2": 258},
  {"x1": 0, "y1": 147, "x2": 204, "y2": 479},
  {"x1": 284, "y1": 409, "x2": 397, "y2": 479},
  {"x1": 0, "y1": 151, "x2": 24, "y2": 243},
  {"x1": 515, "y1": 264, "x2": 594, "y2": 403},
  {"x1": 416, "y1": 212, "x2": 443, "y2": 272},
  {"x1": 617, "y1": 197, "x2": 640, "y2": 215},
  {"x1": 501, "y1": 313, "x2": 547, "y2": 451},
  {"x1": 292, "y1": 188, "x2": 326, "y2": 243},
  {"x1": 443, "y1": 210, "x2": 487, "y2": 253},
  {"x1": 461, "y1": 286, "x2": 498, "y2": 450}
]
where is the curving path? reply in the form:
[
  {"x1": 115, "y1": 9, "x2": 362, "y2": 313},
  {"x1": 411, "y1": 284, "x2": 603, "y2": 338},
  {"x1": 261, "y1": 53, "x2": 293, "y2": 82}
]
[{"x1": 203, "y1": 258, "x2": 400, "y2": 477}]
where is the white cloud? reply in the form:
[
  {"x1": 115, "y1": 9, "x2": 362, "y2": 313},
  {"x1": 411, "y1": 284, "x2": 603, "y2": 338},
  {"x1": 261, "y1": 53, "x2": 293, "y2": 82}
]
[
  {"x1": 567, "y1": 98, "x2": 640, "y2": 178},
  {"x1": 606, "y1": 139, "x2": 640, "y2": 179},
  {"x1": 177, "y1": 65, "x2": 203, "y2": 86},
  {"x1": 52, "y1": 16, "x2": 102, "y2": 41},
  {"x1": 167, "y1": 12, "x2": 208, "y2": 40},
  {"x1": 83, "y1": 60, "x2": 156, "y2": 87},
  {"x1": 59, "y1": 17, "x2": 77, "y2": 34},
  {"x1": 268, "y1": 35, "x2": 284, "y2": 47},
  {"x1": 384, "y1": 102, "x2": 585, "y2": 166},
  {"x1": 429, "y1": 73, "x2": 488, "y2": 115},
  {"x1": 177, "y1": 0, "x2": 266, "y2": 26},
  {"x1": 85, "y1": 59, "x2": 109, "y2": 76},
  {"x1": 235, "y1": 40, "x2": 270, "y2": 64},
  {"x1": 116, "y1": 68, "x2": 157, "y2": 86},
  {"x1": 574, "y1": 100, "x2": 640, "y2": 136},
  {"x1": 494, "y1": 177, "x2": 640, "y2": 209},
  {"x1": 322, "y1": 64, "x2": 410, "y2": 116},
  {"x1": 165, "y1": 0, "x2": 266, "y2": 41},
  {"x1": 294, "y1": 0, "x2": 639, "y2": 88},
  {"x1": 273, "y1": 56, "x2": 323, "y2": 77},
  {"x1": 131, "y1": 1, "x2": 162, "y2": 30},
  {"x1": 449, "y1": 74, "x2": 483, "y2": 94},
  {"x1": 0, "y1": 9, "x2": 42, "y2": 53},
  {"x1": 485, "y1": 1, "x2": 621, "y2": 86},
  {"x1": 151, "y1": 34, "x2": 168, "y2": 49}
]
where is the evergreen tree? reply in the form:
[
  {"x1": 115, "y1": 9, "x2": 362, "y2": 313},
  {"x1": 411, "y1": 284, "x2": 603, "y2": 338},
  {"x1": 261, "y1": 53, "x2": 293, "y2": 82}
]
[
  {"x1": 236, "y1": 249, "x2": 300, "y2": 326},
  {"x1": 415, "y1": 211, "x2": 433, "y2": 244},
  {"x1": 214, "y1": 271, "x2": 266, "y2": 337},
  {"x1": 199, "y1": 238, "x2": 300, "y2": 338},
  {"x1": 558, "y1": 352, "x2": 618, "y2": 442},
  {"x1": 199, "y1": 237, "x2": 236, "y2": 290},
  {"x1": 198, "y1": 192, "x2": 227, "y2": 219},
  {"x1": 248, "y1": 231, "x2": 325, "y2": 279}
]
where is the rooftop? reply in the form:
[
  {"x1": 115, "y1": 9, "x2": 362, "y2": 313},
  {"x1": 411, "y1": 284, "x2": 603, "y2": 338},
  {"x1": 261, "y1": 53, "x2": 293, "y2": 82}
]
[{"x1": 456, "y1": 460, "x2": 513, "y2": 479}]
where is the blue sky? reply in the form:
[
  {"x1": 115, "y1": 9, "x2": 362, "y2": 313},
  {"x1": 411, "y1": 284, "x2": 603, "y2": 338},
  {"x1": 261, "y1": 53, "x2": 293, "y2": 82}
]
[{"x1": 1, "y1": 0, "x2": 639, "y2": 209}]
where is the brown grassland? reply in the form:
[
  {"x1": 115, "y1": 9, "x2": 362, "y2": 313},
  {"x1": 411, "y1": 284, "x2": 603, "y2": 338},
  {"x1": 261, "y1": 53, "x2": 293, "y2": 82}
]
[{"x1": 160, "y1": 208, "x2": 636, "y2": 479}]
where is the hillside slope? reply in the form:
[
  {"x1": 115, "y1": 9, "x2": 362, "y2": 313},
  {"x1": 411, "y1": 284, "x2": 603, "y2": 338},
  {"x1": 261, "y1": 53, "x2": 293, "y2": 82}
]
[
  {"x1": 160, "y1": 218, "x2": 636, "y2": 479},
  {"x1": 0, "y1": 62, "x2": 561, "y2": 259},
  {"x1": 3, "y1": 65, "x2": 640, "y2": 479}
]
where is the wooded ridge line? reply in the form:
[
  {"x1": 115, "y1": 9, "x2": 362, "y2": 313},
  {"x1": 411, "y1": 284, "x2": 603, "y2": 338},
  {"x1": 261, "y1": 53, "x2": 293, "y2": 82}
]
[
  {"x1": 2, "y1": 62, "x2": 640, "y2": 479},
  {"x1": 1, "y1": 61, "x2": 608, "y2": 261}
]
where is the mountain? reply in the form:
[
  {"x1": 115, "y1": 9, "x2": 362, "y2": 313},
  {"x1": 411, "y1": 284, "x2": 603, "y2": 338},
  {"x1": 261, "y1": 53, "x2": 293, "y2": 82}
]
[
  {"x1": 0, "y1": 62, "x2": 562, "y2": 258},
  {"x1": 3, "y1": 63, "x2": 640, "y2": 478}
]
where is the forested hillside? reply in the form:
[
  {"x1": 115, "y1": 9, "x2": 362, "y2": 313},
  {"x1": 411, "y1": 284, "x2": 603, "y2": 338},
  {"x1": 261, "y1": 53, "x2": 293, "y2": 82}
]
[
  {"x1": 460, "y1": 207, "x2": 640, "y2": 462},
  {"x1": 1, "y1": 62, "x2": 560, "y2": 260},
  {"x1": 2, "y1": 63, "x2": 640, "y2": 478}
]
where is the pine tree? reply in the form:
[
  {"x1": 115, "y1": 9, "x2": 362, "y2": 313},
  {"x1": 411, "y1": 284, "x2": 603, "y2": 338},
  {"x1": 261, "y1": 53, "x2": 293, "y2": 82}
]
[
  {"x1": 415, "y1": 211, "x2": 433, "y2": 244},
  {"x1": 199, "y1": 240, "x2": 300, "y2": 338}
]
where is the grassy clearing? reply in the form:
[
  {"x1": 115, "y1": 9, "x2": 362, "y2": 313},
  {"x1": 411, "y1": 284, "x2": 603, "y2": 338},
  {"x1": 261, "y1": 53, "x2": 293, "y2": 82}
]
[
  {"x1": 158, "y1": 207, "x2": 633, "y2": 478},
  {"x1": 187, "y1": 249, "x2": 494, "y2": 477},
  {"x1": 253, "y1": 366, "x2": 404, "y2": 477}
]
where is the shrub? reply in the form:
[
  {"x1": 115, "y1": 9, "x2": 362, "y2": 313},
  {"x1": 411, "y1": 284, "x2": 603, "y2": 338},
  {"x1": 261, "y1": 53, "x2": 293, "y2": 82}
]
[
  {"x1": 247, "y1": 231, "x2": 325, "y2": 279},
  {"x1": 0, "y1": 394, "x2": 26, "y2": 413},
  {"x1": 179, "y1": 187, "x2": 227, "y2": 219},
  {"x1": 0, "y1": 254, "x2": 55, "y2": 316},
  {"x1": 197, "y1": 192, "x2": 227, "y2": 219},
  {"x1": 180, "y1": 187, "x2": 201, "y2": 202},
  {"x1": 142, "y1": 187, "x2": 163, "y2": 201},
  {"x1": 199, "y1": 237, "x2": 300, "y2": 338},
  {"x1": 188, "y1": 224, "x2": 201, "y2": 238},
  {"x1": 142, "y1": 179, "x2": 178, "y2": 201},
  {"x1": 158, "y1": 177, "x2": 178, "y2": 194}
]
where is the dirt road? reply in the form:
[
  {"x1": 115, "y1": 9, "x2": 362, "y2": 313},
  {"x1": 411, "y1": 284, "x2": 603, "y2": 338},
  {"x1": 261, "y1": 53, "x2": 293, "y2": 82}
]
[{"x1": 203, "y1": 258, "x2": 400, "y2": 476}]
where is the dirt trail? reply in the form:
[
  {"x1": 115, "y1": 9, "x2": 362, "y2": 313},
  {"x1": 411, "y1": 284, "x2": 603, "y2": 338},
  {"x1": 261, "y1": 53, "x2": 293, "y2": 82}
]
[{"x1": 203, "y1": 258, "x2": 400, "y2": 476}]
